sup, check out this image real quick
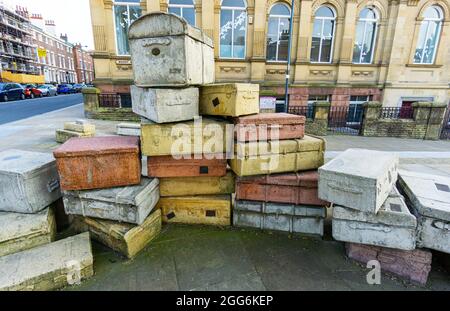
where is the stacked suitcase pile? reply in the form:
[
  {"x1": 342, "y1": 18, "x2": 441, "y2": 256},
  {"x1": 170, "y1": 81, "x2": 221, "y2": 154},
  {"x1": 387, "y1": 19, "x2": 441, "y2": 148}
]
[
  {"x1": 319, "y1": 149, "x2": 433, "y2": 285},
  {"x1": 0, "y1": 149, "x2": 93, "y2": 291}
]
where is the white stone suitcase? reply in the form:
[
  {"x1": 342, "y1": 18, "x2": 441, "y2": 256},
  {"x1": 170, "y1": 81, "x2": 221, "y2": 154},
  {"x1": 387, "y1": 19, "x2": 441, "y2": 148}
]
[
  {"x1": 0, "y1": 207, "x2": 56, "y2": 257},
  {"x1": 116, "y1": 123, "x2": 141, "y2": 137},
  {"x1": 0, "y1": 149, "x2": 61, "y2": 214},
  {"x1": 128, "y1": 12, "x2": 214, "y2": 87},
  {"x1": 332, "y1": 187, "x2": 417, "y2": 250},
  {"x1": 234, "y1": 200, "x2": 326, "y2": 236},
  {"x1": 63, "y1": 178, "x2": 160, "y2": 225},
  {"x1": 398, "y1": 170, "x2": 450, "y2": 254},
  {"x1": 319, "y1": 149, "x2": 398, "y2": 213},
  {"x1": 0, "y1": 232, "x2": 93, "y2": 291},
  {"x1": 131, "y1": 85, "x2": 199, "y2": 123}
]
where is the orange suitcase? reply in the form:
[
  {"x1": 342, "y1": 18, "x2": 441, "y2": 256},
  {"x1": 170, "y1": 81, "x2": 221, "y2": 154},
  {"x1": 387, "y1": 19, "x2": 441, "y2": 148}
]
[{"x1": 147, "y1": 154, "x2": 227, "y2": 177}]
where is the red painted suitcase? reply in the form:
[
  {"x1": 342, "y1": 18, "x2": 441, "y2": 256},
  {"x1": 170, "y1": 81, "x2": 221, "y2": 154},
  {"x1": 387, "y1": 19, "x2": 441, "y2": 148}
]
[
  {"x1": 234, "y1": 113, "x2": 305, "y2": 142},
  {"x1": 53, "y1": 136, "x2": 141, "y2": 191},
  {"x1": 148, "y1": 154, "x2": 227, "y2": 177},
  {"x1": 235, "y1": 171, "x2": 327, "y2": 206}
]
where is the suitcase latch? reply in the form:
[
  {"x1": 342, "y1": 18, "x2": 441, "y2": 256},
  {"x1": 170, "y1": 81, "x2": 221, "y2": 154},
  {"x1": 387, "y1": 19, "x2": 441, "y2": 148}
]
[
  {"x1": 206, "y1": 210, "x2": 216, "y2": 217},
  {"x1": 212, "y1": 97, "x2": 220, "y2": 107},
  {"x1": 200, "y1": 166, "x2": 209, "y2": 174},
  {"x1": 47, "y1": 179, "x2": 60, "y2": 193},
  {"x1": 166, "y1": 212, "x2": 176, "y2": 220}
]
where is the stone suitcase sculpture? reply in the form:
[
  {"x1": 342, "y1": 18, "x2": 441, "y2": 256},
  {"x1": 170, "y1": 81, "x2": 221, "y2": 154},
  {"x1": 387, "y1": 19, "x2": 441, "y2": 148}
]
[
  {"x1": 158, "y1": 195, "x2": 231, "y2": 226},
  {"x1": 0, "y1": 232, "x2": 93, "y2": 291},
  {"x1": 0, "y1": 207, "x2": 56, "y2": 257},
  {"x1": 63, "y1": 178, "x2": 160, "y2": 225},
  {"x1": 128, "y1": 12, "x2": 214, "y2": 87},
  {"x1": 53, "y1": 136, "x2": 141, "y2": 191},
  {"x1": 56, "y1": 120, "x2": 96, "y2": 144},
  {"x1": 398, "y1": 170, "x2": 450, "y2": 254},
  {"x1": 159, "y1": 172, "x2": 235, "y2": 197},
  {"x1": 319, "y1": 149, "x2": 398, "y2": 213},
  {"x1": 131, "y1": 86, "x2": 199, "y2": 123},
  {"x1": 116, "y1": 123, "x2": 141, "y2": 137},
  {"x1": 332, "y1": 187, "x2": 416, "y2": 250},
  {"x1": 230, "y1": 135, "x2": 325, "y2": 177},
  {"x1": 0, "y1": 149, "x2": 61, "y2": 213},
  {"x1": 199, "y1": 83, "x2": 259, "y2": 117},
  {"x1": 148, "y1": 154, "x2": 227, "y2": 178},
  {"x1": 72, "y1": 209, "x2": 161, "y2": 259},
  {"x1": 236, "y1": 171, "x2": 327, "y2": 206},
  {"x1": 234, "y1": 200, "x2": 326, "y2": 236},
  {"x1": 234, "y1": 113, "x2": 306, "y2": 142},
  {"x1": 345, "y1": 243, "x2": 432, "y2": 285}
]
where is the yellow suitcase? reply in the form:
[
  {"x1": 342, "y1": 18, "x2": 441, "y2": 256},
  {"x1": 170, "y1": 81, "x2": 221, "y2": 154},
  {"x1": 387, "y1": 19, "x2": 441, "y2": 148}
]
[
  {"x1": 157, "y1": 195, "x2": 231, "y2": 226},
  {"x1": 200, "y1": 83, "x2": 260, "y2": 117},
  {"x1": 159, "y1": 171, "x2": 235, "y2": 197},
  {"x1": 229, "y1": 135, "x2": 325, "y2": 176},
  {"x1": 72, "y1": 209, "x2": 161, "y2": 259},
  {"x1": 141, "y1": 118, "x2": 231, "y2": 156}
]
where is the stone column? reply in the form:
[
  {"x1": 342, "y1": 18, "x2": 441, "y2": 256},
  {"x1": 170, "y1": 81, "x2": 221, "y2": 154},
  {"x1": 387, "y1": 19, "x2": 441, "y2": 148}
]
[
  {"x1": 306, "y1": 101, "x2": 330, "y2": 136},
  {"x1": 201, "y1": 0, "x2": 215, "y2": 40},
  {"x1": 146, "y1": 0, "x2": 160, "y2": 12},
  {"x1": 82, "y1": 87, "x2": 101, "y2": 118},
  {"x1": 293, "y1": 0, "x2": 312, "y2": 84},
  {"x1": 250, "y1": 0, "x2": 268, "y2": 82},
  {"x1": 424, "y1": 103, "x2": 448, "y2": 140},
  {"x1": 103, "y1": 0, "x2": 116, "y2": 54},
  {"x1": 361, "y1": 101, "x2": 382, "y2": 136}
]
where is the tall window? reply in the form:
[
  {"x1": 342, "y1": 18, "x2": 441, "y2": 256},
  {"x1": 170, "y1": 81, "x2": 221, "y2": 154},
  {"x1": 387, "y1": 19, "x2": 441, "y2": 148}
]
[
  {"x1": 311, "y1": 6, "x2": 335, "y2": 63},
  {"x1": 168, "y1": 0, "x2": 196, "y2": 26},
  {"x1": 114, "y1": 0, "x2": 142, "y2": 55},
  {"x1": 220, "y1": 0, "x2": 247, "y2": 59},
  {"x1": 353, "y1": 8, "x2": 378, "y2": 64},
  {"x1": 266, "y1": 3, "x2": 290, "y2": 61},
  {"x1": 414, "y1": 6, "x2": 443, "y2": 64}
]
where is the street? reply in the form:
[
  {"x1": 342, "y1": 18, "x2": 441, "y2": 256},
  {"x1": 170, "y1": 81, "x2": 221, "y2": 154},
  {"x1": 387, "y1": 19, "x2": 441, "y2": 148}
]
[{"x1": 0, "y1": 93, "x2": 82, "y2": 125}]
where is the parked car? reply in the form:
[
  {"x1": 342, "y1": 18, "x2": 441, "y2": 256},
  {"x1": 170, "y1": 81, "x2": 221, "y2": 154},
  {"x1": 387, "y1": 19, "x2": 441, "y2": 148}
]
[
  {"x1": 72, "y1": 83, "x2": 86, "y2": 93},
  {"x1": 57, "y1": 84, "x2": 76, "y2": 94},
  {"x1": 0, "y1": 83, "x2": 25, "y2": 102},
  {"x1": 22, "y1": 84, "x2": 43, "y2": 99},
  {"x1": 37, "y1": 84, "x2": 58, "y2": 97}
]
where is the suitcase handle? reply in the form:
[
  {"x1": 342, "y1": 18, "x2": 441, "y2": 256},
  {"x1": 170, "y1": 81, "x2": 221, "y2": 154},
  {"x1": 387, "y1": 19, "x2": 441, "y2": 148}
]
[
  {"x1": 432, "y1": 220, "x2": 450, "y2": 231},
  {"x1": 243, "y1": 94, "x2": 256, "y2": 100},
  {"x1": 377, "y1": 253, "x2": 396, "y2": 264},
  {"x1": 47, "y1": 179, "x2": 60, "y2": 193},
  {"x1": 348, "y1": 223, "x2": 392, "y2": 233},
  {"x1": 327, "y1": 181, "x2": 363, "y2": 195},
  {"x1": 142, "y1": 38, "x2": 171, "y2": 47}
]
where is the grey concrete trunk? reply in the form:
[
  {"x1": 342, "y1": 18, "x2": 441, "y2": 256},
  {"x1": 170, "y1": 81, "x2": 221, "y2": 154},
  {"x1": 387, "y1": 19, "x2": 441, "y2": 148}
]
[
  {"x1": 234, "y1": 200, "x2": 326, "y2": 236},
  {"x1": 63, "y1": 177, "x2": 160, "y2": 225},
  {"x1": 319, "y1": 148, "x2": 398, "y2": 213},
  {"x1": 332, "y1": 187, "x2": 417, "y2": 250},
  {"x1": 0, "y1": 149, "x2": 62, "y2": 214},
  {"x1": 0, "y1": 232, "x2": 93, "y2": 291}
]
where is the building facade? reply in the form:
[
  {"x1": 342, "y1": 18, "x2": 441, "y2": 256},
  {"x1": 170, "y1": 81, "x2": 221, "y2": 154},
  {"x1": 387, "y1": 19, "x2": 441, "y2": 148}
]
[
  {"x1": 89, "y1": 0, "x2": 450, "y2": 109},
  {"x1": 73, "y1": 44, "x2": 95, "y2": 84}
]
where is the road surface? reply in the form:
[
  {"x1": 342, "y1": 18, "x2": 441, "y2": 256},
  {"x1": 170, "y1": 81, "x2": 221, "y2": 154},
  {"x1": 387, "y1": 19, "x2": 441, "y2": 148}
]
[{"x1": 0, "y1": 93, "x2": 83, "y2": 125}]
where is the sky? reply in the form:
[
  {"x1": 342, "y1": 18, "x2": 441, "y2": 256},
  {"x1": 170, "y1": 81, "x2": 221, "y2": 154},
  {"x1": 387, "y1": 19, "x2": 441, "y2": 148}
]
[{"x1": 2, "y1": 0, "x2": 94, "y2": 49}]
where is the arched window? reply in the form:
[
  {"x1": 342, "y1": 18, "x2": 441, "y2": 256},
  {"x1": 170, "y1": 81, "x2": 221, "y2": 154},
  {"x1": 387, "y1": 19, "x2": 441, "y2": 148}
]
[
  {"x1": 113, "y1": 0, "x2": 142, "y2": 55},
  {"x1": 310, "y1": 6, "x2": 335, "y2": 63},
  {"x1": 414, "y1": 5, "x2": 443, "y2": 64},
  {"x1": 220, "y1": 0, "x2": 247, "y2": 59},
  {"x1": 353, "y1": 8, "x2": 378, "y2": 64},
  {"x1": 267, "y1": 3, "x2": 291, "y2": 61},
  {"x1": 168, "y1": 0, "x2": 196, "y2": 26}
]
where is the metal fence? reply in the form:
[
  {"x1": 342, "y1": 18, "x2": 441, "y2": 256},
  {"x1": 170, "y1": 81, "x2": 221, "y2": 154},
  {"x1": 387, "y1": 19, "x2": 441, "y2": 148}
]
[
  {"x1": 288, "y1": 105, "x2": 315, "y2": 119},
  {"x1": 327, "y1": 105, "x2": 364, "y2": 135},
  {"x1": 441, "y1": 105, "x2": 450, "y2": 140},
  {"x1": 380, "y1": 107, "x2": 414, "y2": 119},
  {"x1": 99, "y1": 93, "x2": 132, "y2": 108}
]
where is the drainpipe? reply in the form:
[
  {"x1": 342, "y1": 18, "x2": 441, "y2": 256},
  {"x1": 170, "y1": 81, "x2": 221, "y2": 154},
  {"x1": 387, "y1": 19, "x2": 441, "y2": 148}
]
[{"x1": 284, "y1": 0, "x2": 295, "y2": 113}]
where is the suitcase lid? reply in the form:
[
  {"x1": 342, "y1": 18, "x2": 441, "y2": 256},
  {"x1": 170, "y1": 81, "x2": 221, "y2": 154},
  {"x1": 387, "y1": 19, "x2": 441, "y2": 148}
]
[
  {"x1": 64, "y1": 178, "x2": 159, "y2": 206},
  {"x1": 398, "y1": 170, "x2": 450, "y2": 221},
  {"x1": 237, "y1": 171, "x2": 318, "y2": 187},
  {"x1": 148, "y1": 154, "x2": 227, "y2": 166},
  {"x1": 201, "y1": 83, "x2": 259, "y2": 95},
  {"x1": 53, "y1": 136, "x2": 140, "y2": 158},
  {"x1": 234, "y1": 113, "x2": 306, "y2": 126},
  {"x1": 0, "y1": 208, "x2": 53, "y2": 244},
  {"x1": 0, "y1": 149, "x2": 56, "y2": 177},
  {"x1": 128, "y1": 12, "x2": 213, "y2": 47},
  {"x1": 333, "y1": 187, "x2": 417, "y2": 227}
]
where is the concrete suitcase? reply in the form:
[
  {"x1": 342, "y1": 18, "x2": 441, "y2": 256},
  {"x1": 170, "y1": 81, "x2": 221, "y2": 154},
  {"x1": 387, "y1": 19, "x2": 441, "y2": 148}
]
[
  {"x1": 64, "y1": 120, "x2": 95, "y2": 135},
  {"x1": 159, "y1": 171, "x2": 235, "y2": 197},
  {"x1": 332, "y1": 187, "x2": 416, "y2": 250},
  {"x1": 56, "y1": 129, "x2": 94, "y2": 144},
  {"x1": 230, "y1": 135, "x2": 325, "y2": 177},
  {"x1": 398, "y1": 170, "x2": 450, "y2": 254},
  {"x1": 129, "y1": 12, "x2": 214, "y2": 87},
  {"x1": 0, "y1": 207, "x2": 56, "y2": 257},
  {"x1": 0, "y1": 149, "x2": 61, "y2": 214},
  {"x1": 158, "y1": 195, "x2": 231, "y2": 226},
  {"x1": 148, "y1": 154, "x2": 227, "y2": 178},
  {"x1": 131, "y1": 86, "x2": 199, "y2": 123},
  {"x1": 234, "y1": 113, "x2": 306, "y2": 142},
  {"x1": 319, "y1": 149, "x2": 398, "y2": 213},
  {"x1": 234, "y1": 200, "x2": 326, "y2": 236},
  {"x1": 141, "y1": 118, "x2": 231, "y2": 156},
  {"x1": 199, "y1": 83, "x2": 259, "y2": 117},
  {"x1": 345, "y1": 243, "x2": 432, "y2": 285},
  {"x1": 63, "y1": 177, "x2": 160, "y2": 225},
  {"x1": 54, "y1": 136, "x2": 141, "y2": 191},
  {"x1": 236, "y1": 171, "x2": 327, "y2": 206},
  {"x1": 117, "y1": 123, "x2": 141, "y2": 136},
  {"x1": 72, "y1": 209, "x2": 161, "y2": 259},
  {"x1": 0, "y1": 232, "x2": 93, "y2": 291}
]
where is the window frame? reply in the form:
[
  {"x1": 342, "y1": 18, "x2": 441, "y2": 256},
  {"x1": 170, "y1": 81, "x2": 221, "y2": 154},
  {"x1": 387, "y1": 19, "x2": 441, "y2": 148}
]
[
  {"x1": 219, "y1": 0, "x2": 248, "y2": 60},
  {"x1": 353, "y1": 8, "x2": 379, "y2": 64},
  {"x1": 113, "y1": 0, "x2": 142, "y2": 56},
  {"x1": 168, "y1": 0, "x2": 196, "y2": 26},
  {"x1": 413, "y1": 5, "x2": 444, "y2": 65},
  {"x1": 266, "y1": 3, "x2": 291, "y2": 63},
  {"x1": 310, "y1": 6, "x2": 336, "y2": 64}
]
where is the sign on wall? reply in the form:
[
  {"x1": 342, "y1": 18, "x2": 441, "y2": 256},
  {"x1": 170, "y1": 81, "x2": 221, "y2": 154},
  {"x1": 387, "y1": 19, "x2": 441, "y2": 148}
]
[
  {"x1": 260, "y1": 96, "x2": 277, "y2": 109},
  {"x1": 38, "y1": 48, "x2": 47, "y2": 58}
]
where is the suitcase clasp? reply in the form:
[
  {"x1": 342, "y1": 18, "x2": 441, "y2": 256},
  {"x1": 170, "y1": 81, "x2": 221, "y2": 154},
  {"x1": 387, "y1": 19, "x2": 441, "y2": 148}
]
[
  {"x1": 47, "y1": 179, "x2": 60, "y2": 193},
  {"x1": 432, "y1": 220, "x2": 450, "y2": 231}
]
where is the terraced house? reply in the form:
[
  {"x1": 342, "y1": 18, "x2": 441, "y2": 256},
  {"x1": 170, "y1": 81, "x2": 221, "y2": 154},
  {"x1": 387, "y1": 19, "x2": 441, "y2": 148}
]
[{"x1": 89, "y1": 0, "x2": 450, "y2": 112}]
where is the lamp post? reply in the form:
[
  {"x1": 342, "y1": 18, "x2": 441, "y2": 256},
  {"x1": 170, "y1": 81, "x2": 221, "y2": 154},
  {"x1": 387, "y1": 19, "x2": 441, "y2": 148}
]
[{"x1": 284, "y1": 0, "x2": 295, "y2": 113}]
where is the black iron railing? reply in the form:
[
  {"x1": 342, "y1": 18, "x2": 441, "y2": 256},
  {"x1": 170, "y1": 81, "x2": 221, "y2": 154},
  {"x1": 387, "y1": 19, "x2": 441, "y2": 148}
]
[
  {"x1": 380, "y1": 107, "x2": 414, "y2": 119},
  {"x1": 328, "y1": 105, "x2": 364, "y2": 135},
  {"x1": 288, "y1": 105, "x2": 315, "y2": 119},
  {"x1": 99, "y1": 93, "x2": 132, "y2": 108},
  {"x1": 441, "y1": 105, "x2": 450, "y2": 140}
]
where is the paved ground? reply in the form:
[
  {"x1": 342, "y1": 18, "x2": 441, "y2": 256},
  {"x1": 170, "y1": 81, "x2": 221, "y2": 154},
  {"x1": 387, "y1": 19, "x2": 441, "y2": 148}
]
[{"x1": 1, "y1": 104, "x2": 449, "y2": 291}]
